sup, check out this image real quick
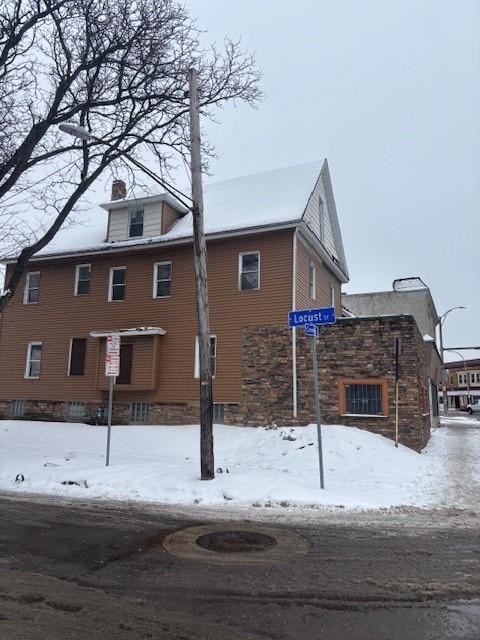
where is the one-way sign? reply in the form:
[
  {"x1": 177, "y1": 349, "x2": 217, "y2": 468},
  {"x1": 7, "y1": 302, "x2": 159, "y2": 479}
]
[{"x1": 288, "y1": 306, "x2": 336, "y2": 327}]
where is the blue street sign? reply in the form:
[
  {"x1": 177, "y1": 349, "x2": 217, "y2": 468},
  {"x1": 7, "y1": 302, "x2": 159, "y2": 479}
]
[
  {"x1": 288, "y1": 306, "x2": 336, "y2": 328},
  {"x1": 305, "y1": 324, "x2": 318, "y2": 337}
]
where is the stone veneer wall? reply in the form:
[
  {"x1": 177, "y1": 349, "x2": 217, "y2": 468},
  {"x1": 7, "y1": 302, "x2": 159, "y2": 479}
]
[{"x1": 240, "y1": 315, "x2": 432, "y2": 451}]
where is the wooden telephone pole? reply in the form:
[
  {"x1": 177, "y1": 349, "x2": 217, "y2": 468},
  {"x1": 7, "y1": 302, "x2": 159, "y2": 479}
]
[{"x1": 189, "y1": 67, "x2": 215, "y2": 480}]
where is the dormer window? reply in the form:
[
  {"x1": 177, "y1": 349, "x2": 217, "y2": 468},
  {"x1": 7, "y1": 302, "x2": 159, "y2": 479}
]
[{"x1": 129, "y1": 209, "x2": 144, "y2": 238}]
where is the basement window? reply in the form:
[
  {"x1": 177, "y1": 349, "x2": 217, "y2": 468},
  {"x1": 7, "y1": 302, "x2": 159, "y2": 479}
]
[
  {"x1": 11, "y1": 399, "x2": 26, "y2": 418},
  {"x1": 130, "y1": 402, "x2": 149, "y2": 423},
  {"x1": 67, "y1": 401, "x2": 86, "y2": 420},
  {"x1": 213, "y1": 403, "x2": 225, "y2": 424}
]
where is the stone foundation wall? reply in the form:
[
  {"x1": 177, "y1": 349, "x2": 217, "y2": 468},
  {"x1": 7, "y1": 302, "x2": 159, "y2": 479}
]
[{"x1": 0, "y1": 399, "x2": 241, "y2": 427}]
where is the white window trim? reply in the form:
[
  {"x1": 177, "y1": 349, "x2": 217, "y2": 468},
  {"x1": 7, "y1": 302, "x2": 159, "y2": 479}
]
[
  {"x1": 309, "y1": 262, "x2": 316, "y2": 300},
  {"x1": 108, "y1": 266, "x2": 127, "y2": 302},
  {"x1": 23, "y1": 271, "x2": 40, "y2": 305},
  {"x1": 330, "y1": 283, "x2": 335, "y2": 308},
  {"x1": 25, "y1": 341, "x2": 42, "y2": 379},
  {"x1": 74, "y1": 263, "x2": 91, "y2": 296},
  {"x1": 194, "y1": 334, "x2": 216, "y2": 379},
  {"x1": 238, "y1": 251, "x2": 260, "y2": 291},
  {"x1": 152, "y1": 261, "x2": 172, "y2": 299}
]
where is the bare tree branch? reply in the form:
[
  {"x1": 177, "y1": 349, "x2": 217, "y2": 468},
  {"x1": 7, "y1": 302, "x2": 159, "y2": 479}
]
[{"x1": 0, "y1": 0, "x2": 262, "y2": 312}]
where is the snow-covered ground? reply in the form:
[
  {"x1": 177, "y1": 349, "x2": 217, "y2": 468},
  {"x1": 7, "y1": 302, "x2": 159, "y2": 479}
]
[{"x1": 0, "y1": 417, "x2": 478, "y2": 511}]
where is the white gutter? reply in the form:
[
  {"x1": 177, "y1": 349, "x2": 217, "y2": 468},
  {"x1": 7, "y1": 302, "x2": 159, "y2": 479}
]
[{"x1": 292, "y1": 229, "x2": 298, "y2": 418}]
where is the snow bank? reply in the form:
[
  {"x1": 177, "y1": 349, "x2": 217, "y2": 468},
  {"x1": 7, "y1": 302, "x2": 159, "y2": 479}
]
[{"x1": 0, "y1": 420, "x2": 447, "y2": 511}]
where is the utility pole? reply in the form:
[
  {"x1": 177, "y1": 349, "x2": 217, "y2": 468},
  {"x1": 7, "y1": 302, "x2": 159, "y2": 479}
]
[{"x1": 189, "y1": 67, "x2": 214, "y2": 480}]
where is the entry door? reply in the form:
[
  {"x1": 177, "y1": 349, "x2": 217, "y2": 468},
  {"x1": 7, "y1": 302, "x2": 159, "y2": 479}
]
[{"x1": 117, "y1": 343, "x2": 133, "y2": 384}]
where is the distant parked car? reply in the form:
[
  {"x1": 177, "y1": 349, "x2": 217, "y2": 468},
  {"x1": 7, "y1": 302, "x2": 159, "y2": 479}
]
[{"x1": 467, "y1": 401, "x2": 480, "y2": 414}]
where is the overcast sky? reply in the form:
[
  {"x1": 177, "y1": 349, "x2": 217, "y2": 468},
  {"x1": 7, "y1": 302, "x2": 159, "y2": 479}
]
[
  {"x1": 178, "y1": 0, "x2": 479, "y2": 360},
  {"x1": 2, "y1": 1, "x2": 478, "y2": 362}
]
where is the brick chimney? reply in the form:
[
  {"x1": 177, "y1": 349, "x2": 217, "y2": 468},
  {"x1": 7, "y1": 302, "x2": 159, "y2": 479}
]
[{"x1": 111, "y1": 179, "x2": 126, "y2": 201}]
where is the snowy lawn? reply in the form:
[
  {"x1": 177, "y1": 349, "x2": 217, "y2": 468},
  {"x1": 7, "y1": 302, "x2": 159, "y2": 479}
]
[{"x1": 0, "y1": 418, "x2": 477, "y2": 511}]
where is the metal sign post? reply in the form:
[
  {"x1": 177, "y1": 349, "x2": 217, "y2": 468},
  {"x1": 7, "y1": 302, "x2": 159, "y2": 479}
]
[
  {"x1": 105, "y1": 335, "x2": 120, "y2": 467},
  {"x1": 308, "y1": 325, "x2": 325, "y2": 489},
  {"x1": 288, "y1": 307, "x2": 336, "y2": 491}
]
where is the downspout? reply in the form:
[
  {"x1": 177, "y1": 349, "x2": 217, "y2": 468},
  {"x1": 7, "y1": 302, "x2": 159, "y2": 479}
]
[{"x1": 292, "y1": 229, "x2": 298, "y2": 418}]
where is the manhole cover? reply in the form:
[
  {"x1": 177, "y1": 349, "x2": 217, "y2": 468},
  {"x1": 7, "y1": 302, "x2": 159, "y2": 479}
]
[
  {"x1": 163, "y1": 523, "x2": 310, "y2": 564},
  {"x1": 196, "y1": 530, "x2": 277, "y2": 553}
]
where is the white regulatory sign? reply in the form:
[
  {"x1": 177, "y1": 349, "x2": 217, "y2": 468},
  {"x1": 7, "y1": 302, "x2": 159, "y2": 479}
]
[{"x1": 105, "y1": 335, "x2": 120, "y2": 376}]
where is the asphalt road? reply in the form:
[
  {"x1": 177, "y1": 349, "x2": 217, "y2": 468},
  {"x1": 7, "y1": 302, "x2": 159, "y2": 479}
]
[{"x1": 0, "y1": 495, "x2": 479, "y2": 640}]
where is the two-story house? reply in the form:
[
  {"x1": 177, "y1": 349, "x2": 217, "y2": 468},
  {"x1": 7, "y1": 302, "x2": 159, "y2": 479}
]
[
  {"x1": 0, "y1": 160, "x2": 349, "y2": 426},
  {"x1": 443, "y1": 358, "x2": 480, "y2": 410}
]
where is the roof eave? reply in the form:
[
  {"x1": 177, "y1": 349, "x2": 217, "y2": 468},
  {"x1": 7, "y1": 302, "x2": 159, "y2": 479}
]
[{"x1": 4, "y1": 220, "x2": 302, "y2": 265}]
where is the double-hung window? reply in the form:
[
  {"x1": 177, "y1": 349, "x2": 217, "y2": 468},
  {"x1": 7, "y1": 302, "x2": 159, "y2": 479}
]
[
  {"x1": 24, "y1": 272, "x2": 40, "y2": 304},
  {"x1": 308, "y1": 262, "x2": 316, "y2": 299},
  {"x1": 239, "y1": 252, "x2": 260, "y2": 290},
  {"x1": 25, "y1": 342, "x2": 42, "y2": 378},
  {"x1": 74, "y1": 264, "x2": 91, "y2": 296},
  {"x1": 129, "y1": 209, "x2": 144, "y2": 238},
  {"x1": 194, "y1": 335, "x2": 217, "y2": 378},
  {"x1": 109, "y1": 267, "x2": 126, "y2": 301},
  {"x1": 153, "y1": 261, "x2": 172, "y2": 298}
]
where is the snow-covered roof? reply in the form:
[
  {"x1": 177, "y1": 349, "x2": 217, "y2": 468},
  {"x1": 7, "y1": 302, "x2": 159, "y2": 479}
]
[
  {"x1": 8, "y1": 160, "x2": 348, "y2": 279},
  {"x1": 38, "y1": 160, "x2": 325, "y2": 257}
]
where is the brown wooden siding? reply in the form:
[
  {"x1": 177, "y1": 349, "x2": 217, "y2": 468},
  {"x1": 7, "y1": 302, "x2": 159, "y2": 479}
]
[
  {"x1": 0, "y1": 230, "x2": 294, "y2": 404},
  {"x1": 161, "y1": 202, "x2": 180, "y2": 234},
  {"x1": 295, "y1": 234, "x2": 341, "y2": 315},
  {"x1": 96, "y1": 336, "x2": 156, "y2": 391}
]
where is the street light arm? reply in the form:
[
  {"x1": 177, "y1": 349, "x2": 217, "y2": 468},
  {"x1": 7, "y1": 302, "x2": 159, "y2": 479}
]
[
  {"x1": 439, "y1": 306, "x2": 466, "y2": 326},
  {"x1": 59, "y1": 123, "x2": 193, "y2": 210}
]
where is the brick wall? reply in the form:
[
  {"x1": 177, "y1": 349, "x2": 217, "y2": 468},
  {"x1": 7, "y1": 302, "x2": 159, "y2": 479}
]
[{"x1": 240, "y1": 315, "x2": 432, "y2": 451}]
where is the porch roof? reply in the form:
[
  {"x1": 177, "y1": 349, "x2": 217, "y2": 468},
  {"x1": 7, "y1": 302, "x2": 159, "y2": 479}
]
[{"x1": 89, "y1": 326, "x2": 166, "y2": 338}]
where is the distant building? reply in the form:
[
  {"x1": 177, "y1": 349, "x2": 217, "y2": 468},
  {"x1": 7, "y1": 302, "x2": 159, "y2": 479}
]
[
  {"x1": 342, "y1": 277, "x2": 439, "y2": 339},
  {"x1": 442, "y1": 359, "x2": 480, "y2": 410}
]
